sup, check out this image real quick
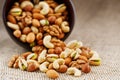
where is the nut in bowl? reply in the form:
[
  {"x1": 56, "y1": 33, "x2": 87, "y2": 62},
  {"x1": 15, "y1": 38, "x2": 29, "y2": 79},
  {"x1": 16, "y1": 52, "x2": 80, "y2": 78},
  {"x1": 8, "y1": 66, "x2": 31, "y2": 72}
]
[{"x1": 3, "y1": 0, "x2": 75, "y2": 50}]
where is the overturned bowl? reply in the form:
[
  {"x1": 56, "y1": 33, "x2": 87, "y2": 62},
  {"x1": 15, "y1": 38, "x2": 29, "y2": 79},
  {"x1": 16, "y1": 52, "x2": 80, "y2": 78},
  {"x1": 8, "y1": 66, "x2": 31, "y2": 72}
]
[{"x1": 3, "y1": 0, "x2": 75, "y2": 51}]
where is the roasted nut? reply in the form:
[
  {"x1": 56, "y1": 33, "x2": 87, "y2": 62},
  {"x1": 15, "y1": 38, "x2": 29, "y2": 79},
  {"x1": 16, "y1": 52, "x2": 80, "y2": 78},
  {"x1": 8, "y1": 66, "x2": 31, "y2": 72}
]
[
  {"x1": 54, "y1": 47, "x2": 62, "y2": 54},
  {"x1": 48, "y1": 8, "x2": 54, "y2": 14},
  {"x1": 13, "y1": 58, "x2": 19, "y2": 68},
  {"x1": 27, "y1": 60, "x2": 39, "y2": 72},
  {"x1": 67, "y1": 67, "x2": 81, "y2": 77},
  {"x1": 13, "y1": 29, "x2": 21, "y2": 38},
  {"x1": 48, "y1": 16, "x2": 56, "y2": 24},
  {"x1": 39, "y1": 62, "x2": 49, "y2": 73},
  {"x1": 20, "y1": 34, "x2": 27, "y2": 42},
  {"x1": 32, "y1": 46, "x2": 44, "y2": 53},
  {"x1": 18, "y1": 57, "x2": 27, "y2": 70},
  {"x1": 53, "y1": 58, "x2": 65, "y2": 69},
  {"x1": 32, "y1": 19, "x2": 40, "y2": 27},
  {"x1": 7, "y1": 15, "x2": 16, "y2": 24},
  {"x1": 18, "y1": 22, "x2": 24, "y2": 29},
  {"x1": 79, "y1": 55, "x2": 88, "y2": 62},
  {"x1": 27, "y1": 53, "x2": 37, "y2": 60},
  {"x1": 37, "y1": 40, "x2": 43, "y2": 45},
  {"x1": 70, "y1": 51, "x2": 80, "y2": 60},
  {"x1": 48, "y1": 48, "x2": 55, "y2": 54},
  {"x1": 60, "y1": 48, "x2": 73, "y2": 58},
  {"x1": 61, "y1": 21, "x2": 70, "y2": 33},
  {"x1": 55, "y1": 4, "x2": 66, "y2": 13},
  {"x1": 32, "y1": 8, "x2": 40, "y2": 13},
  {"x1": 69, "y1": 61, "x2": 81, "y2": 69},
  {"x1": 65, "y1": 57, "x2": 72, "y2": 66},
  {"x1": 10, "y1": 7, "x2": 22, "y2": 16},
  {"x1": 38, "y1": 49, "x2": 47, "y2": 63},
  {"x1": 8, "y1": 55, "x2": 19, "y2": 68},
  {"x1": 48, "y1": 63, "x2": 53, "y2": 70},
  {"x1": 31, "y1": 26, "x2": 39, "y2": 34},
  {"x1": 33, "y1": 0, "x2": 39, "y2": 4},
  {"x1": 36, "y1": 33, "x2": 43, "y2": 41},
  {"x1": 67, "y1": 40, "x2": 83, "y2": 49},
  {"x1": 40, "y1": 19, "x2": 49, "y2": 26},
  {"x1": 47, "y1": 54, "x2": 58, "y2": 62},
  {"x1": 57, "y1": 65, "x2": 68, "y2": 73},
  {"x1": 55, "y1": 17, "x2": 62, "y2": 25},
  {"x1": 46, "y1": 69, "x2": 59, "y2": 79},
  {"x1": 33, "y1": 13, "x2": 45, "y2": 20},
  {"x1": 39, "y1": 1, "x2": 50, "y2": 15},
  {"x1": 81, "y1": 63, "x2": 91, "y2": 73},
  {"x1": 43, "y1": 35, "x2": 54, "y2": 49},
  {"x1": 22, "y1": 27, "x2": 31, "y2": 34},
  {"x1": 57, "y1": 33, "x2": 65, "y2": 39},
  {"x1": 20, "y1": 1, "x2": 33, "y2": 11},
  {"x1": 26, "y1": 32, "x2": 35, "y2": 43},
  {"x1": 24, "y1": 16, "x2": 32, "y2": 25},
  {"x1": 7, "y1": 22, "x2": 19, "y2": 30}
]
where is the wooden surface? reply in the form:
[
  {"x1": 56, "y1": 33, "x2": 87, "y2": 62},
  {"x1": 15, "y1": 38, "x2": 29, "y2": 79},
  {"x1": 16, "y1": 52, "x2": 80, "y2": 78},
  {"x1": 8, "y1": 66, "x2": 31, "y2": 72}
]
[{"x1": 0, "y1": 0, "x2": 120, "y2": 80}]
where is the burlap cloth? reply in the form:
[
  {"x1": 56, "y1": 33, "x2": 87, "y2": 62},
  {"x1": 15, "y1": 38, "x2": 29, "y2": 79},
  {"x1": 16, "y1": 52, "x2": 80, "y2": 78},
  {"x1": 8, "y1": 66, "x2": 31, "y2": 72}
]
[{"x1": 1, "y1": 0, "x2": 120, "y2": 80}]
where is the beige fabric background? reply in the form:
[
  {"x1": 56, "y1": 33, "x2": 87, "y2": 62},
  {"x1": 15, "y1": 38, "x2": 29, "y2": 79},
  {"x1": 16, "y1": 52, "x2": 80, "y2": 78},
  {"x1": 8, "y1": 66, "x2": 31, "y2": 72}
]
[{"x1": 0, "y1": 0, "x2": 120, "y2": 80}]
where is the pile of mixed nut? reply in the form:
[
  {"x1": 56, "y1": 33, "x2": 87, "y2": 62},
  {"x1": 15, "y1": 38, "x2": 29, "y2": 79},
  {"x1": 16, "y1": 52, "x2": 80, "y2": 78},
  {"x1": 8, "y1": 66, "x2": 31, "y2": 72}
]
[{"x1": 7, "y1": 0, "x2": 101, "y2": 79}]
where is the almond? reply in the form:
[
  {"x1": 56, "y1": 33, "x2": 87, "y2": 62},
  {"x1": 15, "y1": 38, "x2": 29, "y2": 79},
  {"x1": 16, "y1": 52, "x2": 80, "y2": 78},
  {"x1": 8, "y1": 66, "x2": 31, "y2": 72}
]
[
  {"x1": 57, "y1": 65, "x2": 68, "y2": 73},
  {"x1": 46, "y1": 69, "x2": 59, "y2": 79},
  {"x1": 33, "y1": 13, "x2": 45, "y2": 20},
  {"x1": 65, "y1": 57, "x2": 72, "y2": 66},
  {"x1": 32, "y1": 8, "x2": 40, "y2": 13},
  {"x1": 22, "y1": 27, "x2": 31, "y2": 34},
  {"x1": 7, "y1": 15, "x2": 16, "y2": 24}
]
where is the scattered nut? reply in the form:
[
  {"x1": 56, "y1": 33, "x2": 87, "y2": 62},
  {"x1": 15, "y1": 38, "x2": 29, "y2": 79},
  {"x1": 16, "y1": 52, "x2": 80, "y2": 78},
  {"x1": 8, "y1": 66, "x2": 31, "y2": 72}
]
[
  {"x1": 13, "y1": 29, "x2": 21, "y2": 38},
  {"x1": 26, "y1": 32, "x2": 35, "y2": 43},
  {"x1": 46, "y1": 69, "x2": 59, "y2": 79},
  {"x1": 81, "y1": 63, "x2": 91, "y2": 73},
  {"x1": 10, "y1": 7, "x2": 22, "y2": 16}
]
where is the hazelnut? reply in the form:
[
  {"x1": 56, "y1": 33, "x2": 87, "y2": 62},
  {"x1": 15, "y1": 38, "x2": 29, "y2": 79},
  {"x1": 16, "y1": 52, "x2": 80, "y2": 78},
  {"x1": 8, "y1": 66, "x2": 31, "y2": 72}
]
[
  {"x1": 54, "y1": 47, "x2": 62, "y2": 54},
  {"x1": 65, "y1": 57, "x2": 72, "y2": 66},
  {"x1": 81, "y1": 63, "x2": 91, "y2": 73},
  {"x1": 22, "y1": 27, "x2": 31, "y2": 34},
  {"x1": 48, "y1": 49, "x2": 55, "y2": 54},
  {"x1": 57, "y1": 65, "x2": 68, "y2": 73},
  {"x1": 46, "y1": 69, "x2": 59, "y2": 79},
  {"x1": 13, "y1": 30, "x2": 21, "y2": 38},
  {"x1": 48, "y1": 16, "x2": 56, "y2": 24}
]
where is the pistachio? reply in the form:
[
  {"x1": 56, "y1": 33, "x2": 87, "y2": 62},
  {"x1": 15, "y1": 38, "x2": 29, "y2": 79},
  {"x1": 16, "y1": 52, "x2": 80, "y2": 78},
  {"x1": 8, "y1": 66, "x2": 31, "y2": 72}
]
[
  {"x1": 40, "y1": 19, "x2": 49, "y2": 26},
  {"x1": 55, "y1": 4, "x2": 66, "y2": 13},
  {"x1": 27, "y1": 53, "x2": 37, "y2": 60},
  {"x1": 18, "y1": 57, "x2": 27, "y2": 70},
  {"x1": 10, "y1": 7, "x2": 22, "y2": 16}
]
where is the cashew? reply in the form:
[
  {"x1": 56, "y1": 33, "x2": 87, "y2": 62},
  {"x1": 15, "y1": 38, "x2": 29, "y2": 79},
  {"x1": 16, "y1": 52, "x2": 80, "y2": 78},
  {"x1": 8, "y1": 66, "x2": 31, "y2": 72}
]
[
  {"x1": 67, "y1": 67, "x2": 81, "y2": 77},
  {"x1": 38, "y1": 1, "x2": 50, "y2": 15},
  {"x1": 7, "y1": 22, "x2": 19, "y2": 30},
  {"x1": 89, "y1": 51, "x2": 100, "y2": 60},
  {"x1": 10, "y1": 7, "x2": 22, "y2": 16},
  {"x1": 27, "y1": 53, "x2": 37, "y2": 60},
  {"x1": 47, "y1": 54, "x2": 58, "y2": 62},
  {"x1": 40, "y1": 19, "x2": 49, "y2": 26},
  {"x1": 53, "y1": 58, "x2": 65, "y2": 69},
  {"x1": 38, "y1": 50, "x2": 47, "y2": 63},
  {"x1": 60, "y1": 48, "x2": 73, "y2": 58},
  {"x1": 67, "y1": 40, "x2": 83, "y2": 49},
  {"x1": 43, "y1": 35, "x2": 54, "y2": 49},
  {"x1": 39, "y1": 62, "x2": 49, "y2": 73},
  {"x1": 55, "y1": 4, "x2": 66, "y2": 13},
  {"x1": 61, "y1": 21, "x2": 70, "y2": 33},
  {"x1": 18, "y1": 57, "x2": 27, "y2": 70}
]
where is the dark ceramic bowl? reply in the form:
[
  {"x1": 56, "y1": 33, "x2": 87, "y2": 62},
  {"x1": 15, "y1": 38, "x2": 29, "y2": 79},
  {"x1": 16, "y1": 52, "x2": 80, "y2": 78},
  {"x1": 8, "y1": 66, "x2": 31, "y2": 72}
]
[{"x1": 3, "y1": 0, "x2": 75, "y2": 51}]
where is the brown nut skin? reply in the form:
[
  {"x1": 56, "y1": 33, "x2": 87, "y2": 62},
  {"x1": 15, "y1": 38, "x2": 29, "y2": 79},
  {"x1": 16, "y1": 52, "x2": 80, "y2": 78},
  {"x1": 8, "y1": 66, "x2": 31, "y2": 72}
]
[
  {"x1": 33, "y1": 13, "x2": 45, "y2": 20},
  {"x1": 22, "y1": 27, "x2": 31, "y2": 34},
  {"x1": 79, "y1": 55, "x2": 88, "y2": 62},
  {"x1": 57, "y1": 33, "x2": 65, "y2": 39},
  {"x1": 7, "y1": 15, "x2": 16, "y2": 24},
  {"x1": 57, "y1": 65, "x2": 68, "y2": 73},
  {"x1": 54, "y1": 47, "x2": 62, "y2": 54},
  {"x1": 37, "y1": 40, "x2": 43, "y2": 46},
  {"x1": 26, "y1": 32, "x2": 35, "y2": 43},
  {"x1": 13, "y1": 30, "x2": 21, "y2": 38},
  {"x1": 55, "y1": 17, "x2": 62, "y2": 25},
  {"x1": 27, "y1": 60, "x2": 39, "y2": 72},
  {"x1": 81, "y1": 63, "x2": 91, "y2": 73},
  {"x1": 23, "y1": 5, "x2": 33, "y2": 12},
  {"x1": 48, "y1": 49, "x2": 55, "y2": 54},
  {"x1": 48, "y1": 16, "x2": 56, "y2": 24},
  {"x1": 36, "y1": 33, "x2": 43, "y2": 41},
  {"x1": 48, "y1": 63, "x2": 54, "y2": 70},
  {"x1": 32, "y1": 19, "x2": 40, "y2": 27},
  {"x1": 46, "y1": 69, "x2": 59, "y2": 79},
  {"x1": 32, "y1": 8, "x2": 40, "y2": 13},
  {"x1": 65, "y1": 57, "x2": 72, "y2": 66}
]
